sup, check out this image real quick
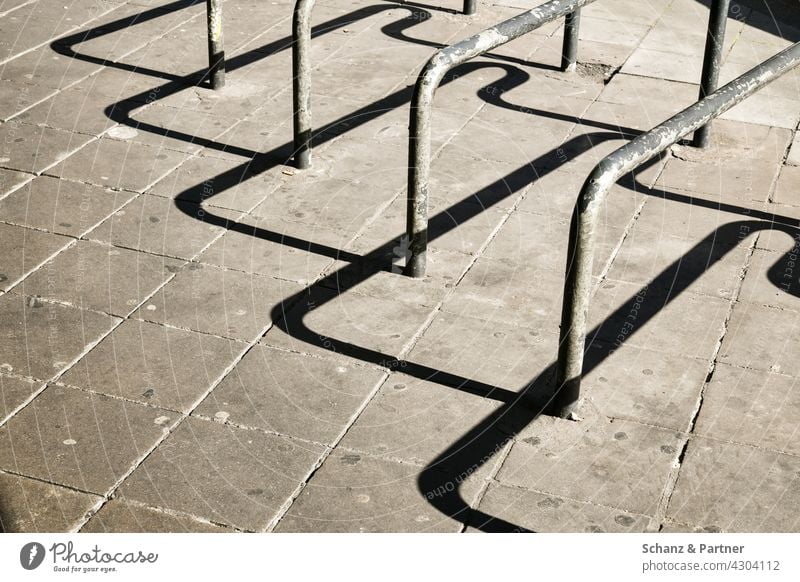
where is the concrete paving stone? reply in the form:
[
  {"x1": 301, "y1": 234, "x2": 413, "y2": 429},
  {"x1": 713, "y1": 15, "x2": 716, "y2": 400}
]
[
  {"x1": 772, "y1": 164, "x2": 800, "y2": 208},
  {"x1": 134, "y1": 262, "x2": 301, "y2": 341},
  {"x1": 46, "y1": 138, "x2": 188, "y2": 192},
  {"x1": 260, "y1": 284, "x2": 433, "y2": 362},
  {"x1": 194, "y1": 344, "x2": 385, "y2": 446},
  {"x1": 66, "y1": 69, "x2": 162, "y2": 107},
  {"x1": 0, "y1": 293, "x2": 118, "y2": 380},
  {"x1": 146, "y1": 154, "x2": 281, "y2": 212},
  {"x1": 154, "y1": 82, "x2": 283, "y2": 121},
  {"x1": 118, "y1": 416, "x2": 325, "y2": 531},
  {"x1": 124, "y1": 31, "x2": 211, "y2": 79},
  {"x1": 352, "y1": 194, "x2": 508, "y2": 258},
  {"x1": 17, "y1": 240, "x2": 182, "y2": 316},
  {"x1": 667, "y1": 437, "x2": 800, "y2": 532},
  {"x1": 470, "y1": 482, "x2": 653, "y2": 533},
  {"x1": 0, "y1": 121, "x2": 94, "y2": 174},
  {"x1": 127, "y1": 105, "x2": 234, "y2": 154},
  {"x1": 60, "y1": 318, "x2": 242, "y2": 412},
  {"x1": 0, "y1": 222, "x2": 72, "y2": 291},
  {"x1": 81, "y1": 498, "x2": 230, "y2": 532},
  {"x1": 605, "y1": 228, "x2": 750, "y2": 300},
  {"x1": 694, "y1": 363, "x2": 800, "y2": 455},
  {"x1": 754, "y1": 202, "x2": 800, "y2": 253},
  {"x1": 787, "y1": 133, "x2": 800, "y2": 167},
  {"x1": 441, "y1": 255, "x2": 606, "y2": 330},
  {"x1": 14, "y1": 88, "x2": 118, "y2": 135},
  {"x1": 579, "y1": 16, "x2": 651, "y2": 48},
  {"x1": 721, "y1": 93, "x2": 800, "y2": 130},
  {"x1": 738, "y1": 248, "x2": 800, "y2": 312},
  {"x1": 0, "y1": 374, "x2": 44, "y2": 424},
  {"x1": 633, "y1": 193, "x2": 766, "y2": 247},
  {"x1": 496, "y1": 416, "x2": 683, "y2": 515},
  {"x1": 0, "y1": 385, "x2": 167, "y2": 494},
  {"x1": 87, "y1": 193, "x2": 239, "y2": 260},
  {"x1": 0, "y1": 471, "x2": 101, "y2": 533},
  {"x1": 339, "y1": 372, "x2": 506, "y2": 466},
  {"x1": 0, "y1": 79, "x2": 57, "y2": 121},
  {"x1": 588, "y1": 279, "x2": 730, "y2": 361},
  {"x1": 0, "y1": 175, "x2": 134, "y2": 237},
  {"x1": 250, "y1": 177, "x2": 397, "y2": 236},
  {"x1": 719, "y1": 59, "x2": 800, "y2": 101},
  {"x1": 198, "y1": 214, "x2": 342, "y2": 284},
  {"x1": 718, "y1": 301, "x2": 800, "y2": 376},
  {"x1": 597, "y1": 73, "x2": 698, "y2": 114},
  {"x1": 581, "y1": 340, "x2": 708, "y2": 432},
  {"x1": 274, "y1": 450, "x2": 469, "y2": 533},
  {"x1": 621, "y1": 47, "x2": 705, "y2": 85},
  {"x1": 677, "y1": 119, "x2": 793, "y2": 165},
  {"x1": 0, "y1": 3, "x2": 90, "y2": 61},
  {"x1": 0, "y1": 46, "x2": 102, "y2": 91},
  {"x1": 582, "y1": 0, "x2": 669, "y2": 25},
  {"x1": 407, "y1": 310, "x2": 557, "y2": 392},
  {"x1": 654, "y1": 156, "x2": 780, "y2": 205},
  {"x1": 0, "y1": 167, "x2": 33, "y2": 198}
]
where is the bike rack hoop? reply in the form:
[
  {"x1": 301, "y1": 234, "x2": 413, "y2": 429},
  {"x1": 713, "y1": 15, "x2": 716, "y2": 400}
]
[{"x1": 551, "y1": 40, "x2": 800, "y2": 419}]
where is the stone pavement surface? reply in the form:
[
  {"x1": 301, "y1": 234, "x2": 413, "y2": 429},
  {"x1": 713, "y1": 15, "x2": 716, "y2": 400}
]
[{"x1": 0, "y1": 0, "x2": 798, "y2": 533}]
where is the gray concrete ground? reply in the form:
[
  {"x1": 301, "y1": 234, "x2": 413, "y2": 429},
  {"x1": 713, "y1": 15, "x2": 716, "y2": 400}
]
[{"x1": 0, "y1": 0, "x2": 798, "y2": 533}]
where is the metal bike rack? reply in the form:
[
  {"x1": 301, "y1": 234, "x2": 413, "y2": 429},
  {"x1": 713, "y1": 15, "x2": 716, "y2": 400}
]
[
  {"x1": 403, "y1": 0, "x2": 734, "y2": 277},
  {"x1": 551, "y1": 41, "x2": 800, "y2": 419},
  {"x1": 292, "y1": 0, "x2": 478, "y2": 169}
]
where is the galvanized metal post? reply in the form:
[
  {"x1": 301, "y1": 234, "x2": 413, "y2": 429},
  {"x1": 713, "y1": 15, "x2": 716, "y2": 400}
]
[
  {"x1": 206, "y1": 0, "x2": 225, "y2": 89},
  {"x1": 692, "y1": 0, "x2": 731, "y2": 148},
  {"x1": 552, "y1": 42, "x2": 800, "y2": 418},
  {"x1": 293, "y1": 0, "x2": 314, "y2": 169},
  {"x1": 405, "y1": 0, "x2": 596, "y2": 278},
  {"x1": 464, "y1": 0, "x2": 477, "y2": 15},
  {"x1": 561, "y1": 9, "x2": 580, "y2": 72}
]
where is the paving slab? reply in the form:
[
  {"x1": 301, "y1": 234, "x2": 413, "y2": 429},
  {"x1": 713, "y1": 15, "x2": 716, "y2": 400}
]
[
  {"x1": 14, "y1": 88, "x2": 119, "y2": 136},
  {"x1": 87, "y1": 193, "x2": 239, "y2": 260},
  {"x1": 261, "y1": 285, "x2": 433, "y2": 362},
  {"x1": 274, "y1": 450, "x2": 469, "y2": 533},
  {"x1": 46, "y1": 137, "x2": 190, "y2": 193},
  {"x1": 0, "y1": 293, "x2": 118, "y2": 380},
  {"x1": 17, "y1": 240, "x2": 182, "y2": 316},
  {"x1": 117, "y1": 416, "x2": 325, "y2": 531},
  {"x1": 406, "y1": 310, "x2": 557, "y2": 392},
  {"x1": 772, "y1": 164, "x2": 800, "y2": 208},
  {"x1": 496, "y1": 416, "x2": 683, "y2": 515},
  {"x1": 469, "y1": 482, "x2": 653, "y2": 533},
  {"x1": 0, "y1": 373, "x2": 44, "y2": 423},
  {"x1": 127, "y1": 105, "x2": 235, "y2": 154},
  {"x1": 582, "y1": 340, "x2": 708, "y2": 432},
  {"x1": 0, "y1": 167, "x2": 33, "y2": 198},
  {"x1": 667, "y1": 437, "x2": 800, "y2": 532},
  {"x1": 134, "y1": 262, "x2": 301, "y2": 341},
  {"x1": 0, "y1": 222, "x2": 72, "y2": 291},
  {"x1": 694, "y1": 363, "x2": 800, "y2": 455},
  {"x1": 588, "y1": 280, "x2": 730, "y2": 362},
  {"x1": 787, "y1": 134, "x2": 800, "y2": 167},
  {"x1": 0, "y1": 471, "x2": 101, "y2": 533},
  {"x1": 60, "y1": 318, "x2": 242, "y2": 413},
  {"x1": 0, "y1": 121, "x2": 93, "y2": 174},
  {"x1": 0, "y1": 175, "x2": 135, "y2": 237},
  {"x1": 146, "y1": 154, "x2": 282, "y2": 212},
  {"x1": 194, "y1": 344, "x2": 386, "y2": 446},
  {"x1": 738, "y1": 248, "x2": 800, "y2": 312},
  {"x1": 197, "y1": 214, "x2": 342, "y2": 284},
  {"x1": 339, "y1": 373, "x2": 505, "y2": 466},
  {"x1": 0, "y1": 385, "x2": 167, "y2": 494},
  {"x1": 81, "y1": 498, "x2": 230, "y2": 533},
  {"x1": 718, "y1": 301, "x2": 800, "y2": 376}
]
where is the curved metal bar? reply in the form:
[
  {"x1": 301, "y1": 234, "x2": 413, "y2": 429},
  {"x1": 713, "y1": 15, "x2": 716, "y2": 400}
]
[
  {"x1": 552, "y1": 41, "x2": 800, "y2": 419},
  {"x1": 206, "y1": 0, "x2": 225, "y2": 89},
  {"x1": 404, "y1": 0, "x2": 597, "y2": 277},
  {"x1": 293, "y1": 0, "x2": 315, "y2": 168}
]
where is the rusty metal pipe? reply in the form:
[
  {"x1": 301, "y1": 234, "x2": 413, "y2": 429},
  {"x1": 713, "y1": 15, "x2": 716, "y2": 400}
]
[
  {"x1": 561, "y1": 9, "x2": 580, "y2": 72},
  {"x1": 693, "y1": 0, "x2": 732, "y2": 148},
  {"x1": 206, "y1": 0, "x2": 225, "y2": 89},
  {"x1": 405, "y1": 0, "x2": 597, "y2": 277},
  {"x1": 292, "y1": 0, "x2": 315, "y2": 169},
  {"x1": 552, "y1": 41, "x2": 800, "y2": 419}
]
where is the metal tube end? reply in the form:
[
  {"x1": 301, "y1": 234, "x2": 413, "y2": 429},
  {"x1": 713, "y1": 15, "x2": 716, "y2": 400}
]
[{"x1": 294, "y1": 149, "x2": 311, "y2": 170}]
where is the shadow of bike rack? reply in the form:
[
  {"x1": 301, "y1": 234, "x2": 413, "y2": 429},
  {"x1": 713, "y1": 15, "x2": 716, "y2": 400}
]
[
  {"x1": 403, "y1": 0, "x2": 736, "y2": 277},
  {"x1": 551, "y1": 40, "x2": 800, "y2": 419}
]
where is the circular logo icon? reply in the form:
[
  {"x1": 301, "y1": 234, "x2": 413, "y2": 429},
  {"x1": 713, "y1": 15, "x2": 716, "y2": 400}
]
[{"x1": 20, "y1": 542, "x2": 45, "y2": 570}]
